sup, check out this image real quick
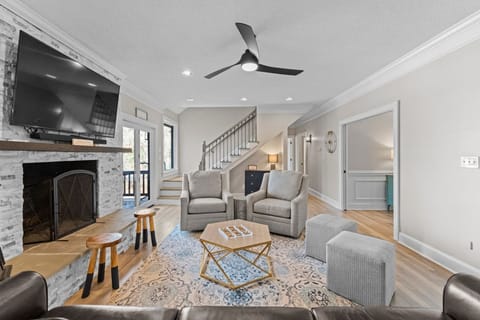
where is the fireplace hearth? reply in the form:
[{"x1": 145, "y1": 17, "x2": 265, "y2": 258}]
[{"x1": 23, "y1": 161, "x2": 98, "y2": 244}]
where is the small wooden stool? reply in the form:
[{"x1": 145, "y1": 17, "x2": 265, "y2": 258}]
[
  {"x1": 82, "y1": 232, "x2": 122, "y2": 298},
  {"x1": 134, "y1": 208, "x2": 157, "y2": 250}
]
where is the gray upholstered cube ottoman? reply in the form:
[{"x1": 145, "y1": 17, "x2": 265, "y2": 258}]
[
  {"x1": 327, "y1": 231, "x2": 396, "y2": 306},
  {"x1": 305, "y1": 214, "x2": 358, "y2": 262}
]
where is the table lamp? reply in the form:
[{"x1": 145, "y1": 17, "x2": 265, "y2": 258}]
[{"x1": 268, "y1": 154, "x2": 278, "y2": 170}]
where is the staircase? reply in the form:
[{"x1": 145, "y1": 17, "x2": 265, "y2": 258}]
[
  {"x1": 158, "y1": 176, "x2": 182, "y2": 205},
  {"x1": 157, "y1": 109, "x2": 258, "y2": 206},
  {"x1": 199, "y1": 109, "x2": 258, "y2": 171}
]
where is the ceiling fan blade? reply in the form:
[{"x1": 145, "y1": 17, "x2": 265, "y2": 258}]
[
  {"x1": 235, "y1": 22, "x2": 259, "y2": 58},
  {"x1": 204, "y1": 61, "x2": 240, "y2": 79},
  {"x1": 257, "y1": 64, "x2": 303, "y2": 76}
]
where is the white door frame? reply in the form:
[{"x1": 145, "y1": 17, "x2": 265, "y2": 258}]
[
  {"x1": 287, "y1": 135, "x2": 295, "y2": 171},
  {"x1": 163, "y1": 116, "x2": 179, "y2": 176},
  {"x1": 121, "y1": 112, "x2": 160, "y2": 207},
  {"x1": 338, "y1": 101, "x2": 400, "y2": 240},
  {"x1": 295, "y1": 131, "x2": 306, "y2": 174}
]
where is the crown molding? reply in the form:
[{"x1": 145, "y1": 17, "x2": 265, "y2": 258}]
[
  {"x1": 0, "y1": 0, "x2": 125, "y2": 81},
  {"x1": 0, "y1": 0, "x2": 172, "y2": 113},
  {"x1": 120, "y1": 80, "x2": 164, "y2": 112},
  {"x1": 293, "y1": 9, "x2": 480, "y2": 128}
]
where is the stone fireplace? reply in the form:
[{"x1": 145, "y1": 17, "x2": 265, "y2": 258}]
[
  {"x1": 0, "y1": 151, "x2": 123, "y2": 260},
  {"x1": 23, "y1": 160, "x2": 98, "y2": 244},
  {"x1": 0, "y1": 6, "x2": 125, "y2": 261}
]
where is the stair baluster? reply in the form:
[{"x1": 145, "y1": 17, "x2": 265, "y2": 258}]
[{"x1": 198, "y1": 109, "x2": 257, "y2": 171}]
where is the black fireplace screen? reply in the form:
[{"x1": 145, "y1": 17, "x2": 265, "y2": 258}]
[
  {"x1": 54, "y1": 170, "x2": 96, "y2": 239},
  {"x1": 23, "y1": 161, "x2": 97, "y2": 244}
]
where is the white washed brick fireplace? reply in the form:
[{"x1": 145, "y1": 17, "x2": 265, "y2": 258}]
[
  {"x1": 0, "y1": 6, "x2": 125, "y2": 260},
  {"x1": 0, "y1": 151, "x2": 123, "y2": 259}
]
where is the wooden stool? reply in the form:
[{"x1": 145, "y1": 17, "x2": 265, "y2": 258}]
[
  {"x1": 82, "y1": 232, "x2": 122, "y2": 298},
  {"x1": 134, "y1": 208, "x2": 157, "y2": 250}
]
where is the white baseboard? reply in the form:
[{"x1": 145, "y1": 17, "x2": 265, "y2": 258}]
[
  {"x1": 309, "y1": 188, "x2": 342, "y2": 210},
  {"x1": 347, "y1": 204, "x2": 389, "y2": 211},
  {"x1": 399, "y1": 232, "x2": 480, "y2": 277}
]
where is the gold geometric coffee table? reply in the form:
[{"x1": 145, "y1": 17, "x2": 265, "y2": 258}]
[{"x1": 199, "y1": 219, "x2": 273, "y2": 289}]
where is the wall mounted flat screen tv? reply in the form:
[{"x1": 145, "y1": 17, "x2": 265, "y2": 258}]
[{"x1": 11, "y1": 31, "x2": 120, "y2": 138}]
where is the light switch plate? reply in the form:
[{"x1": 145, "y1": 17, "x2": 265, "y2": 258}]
[{"x1": 460, "y1": 156, "x2": 479, "y2": 168}]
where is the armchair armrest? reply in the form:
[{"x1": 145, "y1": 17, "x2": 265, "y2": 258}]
[
  {"x1": 180, "y1": 190, "x2": 189, "y2": 203},
  {"x1": 222, "y1": 191, "x2": 234, "y2": 220},
  {"x1": 246, "y1": 190, "x2": 266, "y2": 220},
  {"x1": 180, "y1": 190, "x2": 190, "y2": 230},
  {"x1": 290, "y1": 175, "x2": 309, "y2": 237}
]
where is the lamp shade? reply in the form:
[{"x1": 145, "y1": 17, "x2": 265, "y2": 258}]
[{"x1": 268, "y1": 154, "x2": 279, "y2": 164}]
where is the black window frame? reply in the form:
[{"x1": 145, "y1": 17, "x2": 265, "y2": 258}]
[{"x1": 164, "y1": 123, "x2": 174, "y2": 170}]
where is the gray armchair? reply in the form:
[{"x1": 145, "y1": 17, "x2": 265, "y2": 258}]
[
  {"x1": 180, "y1": 171, "x2": 234, "y2": 231},
  {"x1": 246, "y1": 171, "x2": 309, "y2": 238}
]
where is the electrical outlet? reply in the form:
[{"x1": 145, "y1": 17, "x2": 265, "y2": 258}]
[{"x1": 460, "y1": 156, "x2": 479, "y2": 169}]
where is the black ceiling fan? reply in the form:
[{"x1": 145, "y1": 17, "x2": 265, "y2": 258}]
[{"x1": 204, "y1": 22, "x2": 304, "y2": 79}]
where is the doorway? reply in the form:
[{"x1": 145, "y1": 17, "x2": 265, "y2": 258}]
[
  {"x1": 122, "y1": 125, "x2": 152, "y2": 208},
  {"x1": 295, "y1": 132, "x2": 307, "y2": 174},
  {"x1": 339, "y1": 101, "x2": 400, "y2": 240}
]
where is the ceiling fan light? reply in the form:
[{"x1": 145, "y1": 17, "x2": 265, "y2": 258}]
[{"x1": 241, "y1": 62, "x2": 258, "y2": 72}]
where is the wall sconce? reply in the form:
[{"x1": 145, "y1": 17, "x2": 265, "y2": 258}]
[
  {"x1": 268, "y1": 154, "x2": 279, "y2": 170},
  {"x1": 306, "y1": 134, "x2": 312, "y2": 143},
  {"x1": 389, "y1": 148, "x2": 394, "y2": 161}
]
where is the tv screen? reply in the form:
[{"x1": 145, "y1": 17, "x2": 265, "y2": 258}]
[{"x1": 11, "y1": 31, "x2": 120, "y2": 138}]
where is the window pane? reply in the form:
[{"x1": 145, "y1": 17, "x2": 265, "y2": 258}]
[{"x1": 164, "y1": 124, "x2": 174, "y2": 170}]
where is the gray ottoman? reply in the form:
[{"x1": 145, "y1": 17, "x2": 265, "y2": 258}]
[
  {"x1": 305, "y1": 214, "x2": 358, "y2": 262},
  {"x1": 327, "y1": 231, "x2": 396, "y2": 306}
]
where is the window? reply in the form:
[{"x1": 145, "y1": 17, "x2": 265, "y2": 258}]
[{"x1": 164, "y1": 123, "x2": 174, "y2": 170}]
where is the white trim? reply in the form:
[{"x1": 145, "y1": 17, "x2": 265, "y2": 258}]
[
  {"x1": 120, "y1": 81, "x2": 164, "y2": 113},
  {"x1": 1, "y1": 0, "x2": 169, "y2": 115},
  {"x1": 308, "y1": 188, "x2": 342, "y2": 210},
  {"x1": 1, "y1": 0, "x2": 125, "y2": 80},
  {"x1": 346, "y1": 172, "x2": 389, "y2": 210},
  {"x1": 293, "y1": 9, "x2": 480, "y2": 127},
  {"x1": 399, "y1": 232, "x2": 480, "y2": 277},
  {"x1": 163, "y1": 117, "x2": 179, "y2": 173},
  {"x1": 120, "y1": 112, "x2": 160, "y2": 203},
  {"x1": 339, "y1": 101, "x2": 400, "y2": 240},
  {"x1": 348, "y1": 170, "x2": 393, "y2": 175}
]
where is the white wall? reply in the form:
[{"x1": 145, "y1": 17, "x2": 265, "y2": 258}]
[
  {"x1": 347, "y1": 112, "x2": 393, "y2": 171},
  {"x1": 229, "y1": 133, "x2": 283, "y2": 193},
  {"x1": 178, "y1": 107, "x2": 255, "y2": 174},
  {"x1": 296, "y1": 37, "x2": 480, "y2": 271}
]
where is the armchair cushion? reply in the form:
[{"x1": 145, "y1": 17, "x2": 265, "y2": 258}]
[
  {"x1": 189, "y1": 198, "x2": 226, "y2": 214},
  {"x1": 267, "y1": 171, "x2": 303, "y2": 201},
  {"x1": 188, "y1": 171, "x2": 222, "y2": 199},
  {"x1": 254, "y1": 198, "x2": 291, "y2": 218}
]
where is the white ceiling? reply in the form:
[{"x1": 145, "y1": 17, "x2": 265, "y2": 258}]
[{"x1": 19, "y1": 0, "x2": 480, "y2": 114}]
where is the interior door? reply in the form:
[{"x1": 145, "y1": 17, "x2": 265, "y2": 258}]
[
  {"x1": 122, "y1": 126, "x2": 151, "y2": 208},
  {"x1": 295, "y1": 134, "x2": 305, "y2": 173},
  {"x1": 287, "y1": 137, "x2": 295, "y2": 171}
]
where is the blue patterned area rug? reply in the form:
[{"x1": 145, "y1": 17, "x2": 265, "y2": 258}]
[{"x1": 109, "y1": 226, "x2": 354, "y2": 308}]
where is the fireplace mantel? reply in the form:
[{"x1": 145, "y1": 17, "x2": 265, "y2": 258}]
[{"x1": 0, "y1": 140, "x2": 131, "y2": 153}]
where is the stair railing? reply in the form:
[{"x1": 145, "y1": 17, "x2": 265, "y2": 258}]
[{"x1": 199, "y1": 109, "x2": 257, "y2": 170}]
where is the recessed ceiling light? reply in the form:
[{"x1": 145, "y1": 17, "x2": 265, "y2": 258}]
[
  {"x1": 186, "y1": 98, "x2": 194, "y2": 102},
  {"x1": 87, "y1": 82, "x2": 97, "y2": 87},
  {"x1": 182, "y1": 69, "x2": 192, "y2": 77},
  {"x1": 240, "y1": 97, "x2": 248, "y2": 101},
  {"x1": 285, "y1": 97, "x2": 293, "y2": 101},
  {"x1": 45, "y1": 73, "x2": 57, "y2": 79}
]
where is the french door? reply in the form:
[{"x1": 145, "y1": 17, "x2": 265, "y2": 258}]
[{"x1": 122, "y1": 125, "x2": 151, "y2": 208}]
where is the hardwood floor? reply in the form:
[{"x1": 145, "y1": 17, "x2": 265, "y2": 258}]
[
  {"x1": 66, "y1": 196, "x2": 451, "y2": 308},
  {"x1": 65, "y1": 205, "x2": 180, "y2": 306},
  {"x1": 307, "y1": 196, "x2": 452, "y2": 308}
]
